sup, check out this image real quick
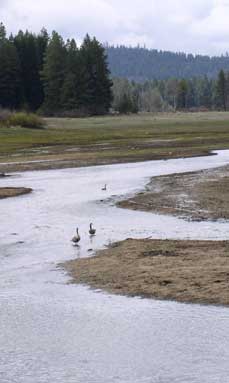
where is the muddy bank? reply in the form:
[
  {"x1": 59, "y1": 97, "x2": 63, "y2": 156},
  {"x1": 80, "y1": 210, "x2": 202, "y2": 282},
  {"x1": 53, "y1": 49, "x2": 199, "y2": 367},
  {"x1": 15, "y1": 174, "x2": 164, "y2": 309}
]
[
  {"x1": 0, "y1": 187, "x2": 32, "y2": 199},
  {"x1": 64, "y1": 239, "x2": 229, "y2": 306},
  {"x1": 118, "y1": 165, "x2": 229, "y2": 221},
  {"x1": 0, "y1": 148, "x2": 211, "y2": 173}
]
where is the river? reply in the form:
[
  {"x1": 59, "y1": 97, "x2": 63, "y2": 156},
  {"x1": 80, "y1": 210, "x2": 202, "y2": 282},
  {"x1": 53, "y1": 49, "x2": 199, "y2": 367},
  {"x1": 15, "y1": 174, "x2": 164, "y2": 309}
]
[{"x1": 1, "y1": 151, "x2": 229, "y2": 383}]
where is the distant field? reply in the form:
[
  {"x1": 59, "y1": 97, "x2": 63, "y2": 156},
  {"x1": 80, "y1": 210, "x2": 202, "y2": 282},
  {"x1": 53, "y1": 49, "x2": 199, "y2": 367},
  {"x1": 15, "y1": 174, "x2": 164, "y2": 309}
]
[{"x1": 1, "y1": 112, "x2": 229, "y2": 172}]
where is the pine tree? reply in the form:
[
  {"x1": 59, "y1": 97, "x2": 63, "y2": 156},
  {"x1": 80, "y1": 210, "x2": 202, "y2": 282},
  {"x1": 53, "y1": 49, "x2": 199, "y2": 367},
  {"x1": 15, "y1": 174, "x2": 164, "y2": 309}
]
[
  {"x1": 36, "y1": 28, "x2": 49, "y2": 69},
  {"x1": 216, "y1": 70, "x2": 227, "y2": 111},
  {"x1": 177, "y1": 79, "x2": 188, "y2": 109},
  {"x1": 61, "y1": 39, "x2": 81, "y2": 111},
  {"x1": 79, "y1": 35, "x2": 113, "y2": 115},
  {"x1": 198, "y1": 76, "x2": 212, "y2": 108},
  {"x1": 14, "y1": 30, "x2": 44, "y2": 110},
  {"x1": 186, "y1": 80, "x2": 196, "y2": 108},
  {"x1": 226, "y1": 72, "x2": 229, "y2": 110},
  {"x1": 35, "y1": 28, "x2": 49, "y2": 108},
  {"x1": 41, "y1": 31, "x2": 67, "y2": 114},
  {"x1": 117, "y1": 92, "x2": 134, "y2": 114},
  {"x1": 0, "y1": 23, "x2": 21, "y2": 109}
]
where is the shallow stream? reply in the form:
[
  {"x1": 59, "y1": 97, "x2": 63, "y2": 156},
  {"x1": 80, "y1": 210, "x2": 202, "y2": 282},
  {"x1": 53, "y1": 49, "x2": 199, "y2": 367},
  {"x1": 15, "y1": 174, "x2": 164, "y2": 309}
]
[{"x1": 1, "y1": 151, "x2": 229, "y2": 383}]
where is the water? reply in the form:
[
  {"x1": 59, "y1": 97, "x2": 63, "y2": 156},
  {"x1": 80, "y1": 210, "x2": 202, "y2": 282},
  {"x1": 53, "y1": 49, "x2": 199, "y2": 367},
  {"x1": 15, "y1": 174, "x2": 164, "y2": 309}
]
[{"x1": 1, "y1": 151, "x2": 229, "y2": 383}]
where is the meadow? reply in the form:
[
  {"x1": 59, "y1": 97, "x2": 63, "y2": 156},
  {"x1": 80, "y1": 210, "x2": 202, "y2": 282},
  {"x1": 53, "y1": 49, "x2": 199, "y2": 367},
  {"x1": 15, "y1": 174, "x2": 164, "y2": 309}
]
[{"x1": 1, "y1": 112, "x2": 229, "y2": 172}]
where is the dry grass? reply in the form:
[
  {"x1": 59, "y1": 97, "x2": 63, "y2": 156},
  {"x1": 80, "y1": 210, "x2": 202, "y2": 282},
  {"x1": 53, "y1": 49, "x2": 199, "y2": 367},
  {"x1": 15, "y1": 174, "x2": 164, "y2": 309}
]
[{"x1": 63, "y1": 239, "x2": 229, "y2": 306}]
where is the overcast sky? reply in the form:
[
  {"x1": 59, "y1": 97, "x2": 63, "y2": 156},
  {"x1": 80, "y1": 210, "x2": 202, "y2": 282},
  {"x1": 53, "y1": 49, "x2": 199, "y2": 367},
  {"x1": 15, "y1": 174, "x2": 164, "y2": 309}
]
[{"x1": 1, "y1": 0, "x2": 229, "y2": 55}]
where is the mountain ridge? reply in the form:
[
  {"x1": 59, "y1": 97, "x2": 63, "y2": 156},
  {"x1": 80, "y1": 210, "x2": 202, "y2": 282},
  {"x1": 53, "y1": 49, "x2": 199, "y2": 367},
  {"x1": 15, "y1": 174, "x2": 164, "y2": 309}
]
[{"x1": 106, "y1": 45, "x2": 229, "y2": 81}]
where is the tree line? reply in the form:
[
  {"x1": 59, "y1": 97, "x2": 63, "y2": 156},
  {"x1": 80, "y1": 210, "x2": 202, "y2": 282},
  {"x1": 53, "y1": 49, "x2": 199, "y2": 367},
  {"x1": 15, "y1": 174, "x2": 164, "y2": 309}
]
[
  {"x1": 107, "y1": 45, "x2": 229, "y2": 81},
  {"x1": 112, "y1": 70, "x2": 229, "y2": 113},
  {"x1": 1, "y1": 22, "x2": 229, "y2": 116},
  {"x1": 0, "y1": 23, "x2": 113, "y2": 115}
]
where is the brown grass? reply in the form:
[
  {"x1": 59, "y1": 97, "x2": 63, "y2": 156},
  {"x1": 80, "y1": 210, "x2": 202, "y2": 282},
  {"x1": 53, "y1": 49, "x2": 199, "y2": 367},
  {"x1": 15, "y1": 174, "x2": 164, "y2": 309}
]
[{"x1": 63, "y1": 239, "x2": 229, "y2": 306}]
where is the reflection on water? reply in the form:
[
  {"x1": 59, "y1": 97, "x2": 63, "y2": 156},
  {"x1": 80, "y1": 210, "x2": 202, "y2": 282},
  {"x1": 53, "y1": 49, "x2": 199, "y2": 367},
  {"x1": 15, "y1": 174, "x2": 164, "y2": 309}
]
[{"x1": 1, "y1": 151, "x2": 229, "y2": 383}]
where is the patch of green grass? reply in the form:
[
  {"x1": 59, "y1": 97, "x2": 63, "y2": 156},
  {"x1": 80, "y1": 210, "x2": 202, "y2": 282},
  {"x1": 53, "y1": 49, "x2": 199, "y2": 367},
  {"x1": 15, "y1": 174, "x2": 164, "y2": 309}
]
[
  {"x1": 9, "y1": 112, "x2": 45, "y2": 130},
  {"x1": 1, "y1": 112, "x2": 229, "y2": 159}
]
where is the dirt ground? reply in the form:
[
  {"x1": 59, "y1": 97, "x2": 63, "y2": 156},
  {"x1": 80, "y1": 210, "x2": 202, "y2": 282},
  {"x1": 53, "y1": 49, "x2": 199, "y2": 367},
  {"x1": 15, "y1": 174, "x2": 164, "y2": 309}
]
[
  {"x1": 63, "y1": 238, "x2": 229, "y2": 306},
  {"x1": 118, "y1": 165, "x2": 229, "y2": 221},
  {"x1": 0, "y1": 147, "x2": 210, "y2": 173},
  {"x1": 0, "y1": 187, "x2": 32, "y2": 199}
]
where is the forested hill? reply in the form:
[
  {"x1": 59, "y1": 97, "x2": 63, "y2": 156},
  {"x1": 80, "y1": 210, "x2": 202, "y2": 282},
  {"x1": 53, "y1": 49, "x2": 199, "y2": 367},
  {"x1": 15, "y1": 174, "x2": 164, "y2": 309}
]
[{"x1": 106, "y1": 46, "x2": 229, "y2": 81}]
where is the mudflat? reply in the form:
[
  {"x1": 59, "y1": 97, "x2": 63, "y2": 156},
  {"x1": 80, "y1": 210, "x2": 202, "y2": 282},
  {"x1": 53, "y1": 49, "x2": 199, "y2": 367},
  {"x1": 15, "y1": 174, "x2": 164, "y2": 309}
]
[
  {"x1": 0, "y1": 187, "x2": 32, "y2": 199},
  {"x1": 64, "y1": 239, "x2": 229, "y2": 306},
  {"x1": 63, "y1": 164, "x2": 229, "y2": 306},
  {"x1": 118, "y1": 165, "x2": 229, "y2": 221}
]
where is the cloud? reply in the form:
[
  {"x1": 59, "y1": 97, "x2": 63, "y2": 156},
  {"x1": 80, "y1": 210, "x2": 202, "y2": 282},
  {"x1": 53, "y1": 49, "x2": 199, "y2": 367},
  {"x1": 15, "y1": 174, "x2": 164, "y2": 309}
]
[{"x1": 1, "y1": 0, "x2": 229, "y2": 54}]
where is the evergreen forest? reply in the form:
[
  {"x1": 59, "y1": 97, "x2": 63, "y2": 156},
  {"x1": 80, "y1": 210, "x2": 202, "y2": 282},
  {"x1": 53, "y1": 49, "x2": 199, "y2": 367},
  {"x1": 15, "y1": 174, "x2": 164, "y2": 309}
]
[
  {"x1": 0, "y1": 23, "x2": 113, "y2": 115},
  {"x1": 0, "y1": 22, "x2": 229, "y2": 115},
  {"x1": 112, "y1": 70, "x2": 229, "y2": 113},
  {"x1": 107, "y1": 45, "x2": 229, "y2": 81}
]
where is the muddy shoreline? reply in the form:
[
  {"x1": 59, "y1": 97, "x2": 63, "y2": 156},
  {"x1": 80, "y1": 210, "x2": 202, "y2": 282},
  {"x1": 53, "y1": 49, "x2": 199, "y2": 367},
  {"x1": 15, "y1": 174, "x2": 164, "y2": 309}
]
[
  {"x1": 64, "y1": 239, "x2": 229, "y2": 307},
  {"x1": 63, "y1": 164, "x2": 229, "y2": 305},
  {"x1": 0, "y1": 148, "x2": 211, "y2": 173},
  {"x1": 118, "y1": 165, "x2": 229, "y2": 221},
  {"x1": 0, "y1": 187, "x2": 32, "y2": 199}
]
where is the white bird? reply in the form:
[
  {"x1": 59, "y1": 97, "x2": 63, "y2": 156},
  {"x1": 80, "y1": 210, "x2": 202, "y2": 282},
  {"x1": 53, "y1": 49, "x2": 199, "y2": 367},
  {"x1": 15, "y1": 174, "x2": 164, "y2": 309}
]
[
  {"x1": 102, "y1": 184, "x2": 107, "y2": 191},
  {"x1": 89, "y1": 223, "x2": 96, "y2": 235},
  {"x1": 72, "y1": 228, "x2": 80, "y2": 244}
]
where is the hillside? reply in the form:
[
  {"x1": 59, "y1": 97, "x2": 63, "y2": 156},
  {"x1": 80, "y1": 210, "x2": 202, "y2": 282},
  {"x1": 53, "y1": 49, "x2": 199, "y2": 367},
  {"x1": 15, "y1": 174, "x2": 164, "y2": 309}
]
[{"x1": 106, "y1": 46, "x2": 229, "y2": 81}]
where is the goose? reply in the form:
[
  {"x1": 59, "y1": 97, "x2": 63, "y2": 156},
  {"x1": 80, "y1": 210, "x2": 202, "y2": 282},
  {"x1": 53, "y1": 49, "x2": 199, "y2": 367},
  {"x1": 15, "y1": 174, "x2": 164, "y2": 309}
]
[
  {"x1": 89, "y1": 223, "x2": 96, "y2": 235},
  {"x1": 72, "y1": 228, "x2": 80, "y2": 244},
  {"x1": 102, "y1": 184, "x2": 107, "y2": 191}
]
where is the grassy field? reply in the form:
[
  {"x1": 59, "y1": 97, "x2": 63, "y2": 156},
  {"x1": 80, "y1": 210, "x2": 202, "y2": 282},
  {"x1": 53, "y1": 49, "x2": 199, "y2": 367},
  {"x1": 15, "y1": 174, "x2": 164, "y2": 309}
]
[{"x1": 1, "y1": 112, "x2": 229, "y2": 172}]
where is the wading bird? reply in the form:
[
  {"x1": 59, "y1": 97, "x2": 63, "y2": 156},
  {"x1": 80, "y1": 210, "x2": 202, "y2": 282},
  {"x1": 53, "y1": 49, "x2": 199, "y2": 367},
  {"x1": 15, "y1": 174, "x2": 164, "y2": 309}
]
[
  {"x1": 72, "y1": 228, "x2": 80, "y2": 244},
  {"x1": 89, "y1": 223, "x2": 96, "y2": 235}
]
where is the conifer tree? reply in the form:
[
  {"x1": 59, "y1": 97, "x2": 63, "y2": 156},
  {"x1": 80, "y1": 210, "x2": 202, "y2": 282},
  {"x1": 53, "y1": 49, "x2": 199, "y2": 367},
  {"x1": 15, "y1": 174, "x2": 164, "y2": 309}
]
[
  {"x1": 186, "y1": 80, "x2": 196, "y2": 108},
  {"x1": 0, "y1": 23, "x2": 21, "y2": 108},
  {"x1": 35, "y1": 28, "x2": 49, "y2": 108},
  {"x1": 36, "y1": 28, "x2": 49, "y2": 69},
  {"x1": 14, "y1": 30, "x2": 42, "y2": 110},
  {"x1": 79, "y1": 35, "x2": 113, "y2": 115},
  {"x1": 41, "y1": 31, "x2": 67, "y2": 114},
  {"x1": 61, "y1": 39, "x2": 81, "y2": 111},
  {"x1": 198, "y1": 76, "x2": 212, "y2": 108},
  {"x1": 216, "y1": 70, "x2": 227, "y2": 110},
  {"x1": 177, "y1": 79, "x2": 188, "y2": 109},
  {"x1": 117, "y1": 93, "x2": 134, "y2": 113}
]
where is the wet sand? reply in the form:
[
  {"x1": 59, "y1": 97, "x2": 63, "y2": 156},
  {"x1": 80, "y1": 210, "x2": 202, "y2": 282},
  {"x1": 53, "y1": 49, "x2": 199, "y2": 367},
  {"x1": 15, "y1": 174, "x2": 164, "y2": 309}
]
[{"x1": 64, "y1": 238, "x2": 229, "y2": 306}]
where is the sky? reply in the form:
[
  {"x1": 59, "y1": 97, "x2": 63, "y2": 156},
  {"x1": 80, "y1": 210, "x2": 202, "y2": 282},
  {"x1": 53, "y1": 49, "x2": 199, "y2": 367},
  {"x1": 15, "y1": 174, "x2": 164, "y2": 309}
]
[{"x1": 1, "y1": 0, "x2": 229, "y2": 55}]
